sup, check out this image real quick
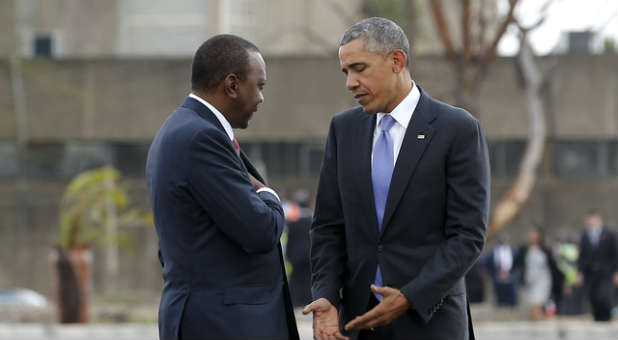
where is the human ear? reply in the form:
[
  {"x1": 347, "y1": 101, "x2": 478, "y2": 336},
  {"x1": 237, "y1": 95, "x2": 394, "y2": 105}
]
[
  {"x1": 224, "y1": 73, "x2": 240, "y2": 98},
  {"x1": 390, "y1": 49, "x2": 407, "y2": 73}
]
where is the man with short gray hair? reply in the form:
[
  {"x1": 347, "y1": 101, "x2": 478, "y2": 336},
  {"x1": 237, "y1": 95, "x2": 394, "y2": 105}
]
[{"x1": 304, "y1": 17, "x2": 490, "y2": 339}]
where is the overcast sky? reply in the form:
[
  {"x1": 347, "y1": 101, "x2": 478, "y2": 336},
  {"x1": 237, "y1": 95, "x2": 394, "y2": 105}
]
[{"x1": 497, "y1": 0, "x2": 617, "y2": 55}]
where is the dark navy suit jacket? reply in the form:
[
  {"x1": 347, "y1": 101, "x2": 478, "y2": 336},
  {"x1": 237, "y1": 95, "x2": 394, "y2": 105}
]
[
  {"x1": 311, "y1": 87, "x2": 490, "y2": 339},
  {"x1": 146, "y1": 97, "x2": 299, "y2": 340}
]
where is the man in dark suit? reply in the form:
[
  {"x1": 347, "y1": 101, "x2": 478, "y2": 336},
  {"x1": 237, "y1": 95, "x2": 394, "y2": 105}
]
[
  {"x1": 487, "y1": 235, "x2": 518, "y2": 307},
  {"x1": 146, "y1": 34, "x2": 299, "y2": 340},
  {"x1": 285, "y1": 189, "x2": 314, "y2": 307},
  {"x1": 304, "y1": 18, "x2": 490, "y2": 340},
  {"x1": 576, "y1": 211, "x2": 618, "y2": 321}
]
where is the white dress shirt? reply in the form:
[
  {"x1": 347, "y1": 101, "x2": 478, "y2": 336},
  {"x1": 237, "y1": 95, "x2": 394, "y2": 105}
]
[
  {"x1": 188, "y1": 93, "x2": 280, "y2": 201},
  {"x1": 189, "y1": 93, "x2": 234, "y2": 141},
  {"x1": 494, "y1": 244, "x2": 513, "y2": 272},
  {"x1": 371, "y1": 82, "x2": 421, "y2": 167}
]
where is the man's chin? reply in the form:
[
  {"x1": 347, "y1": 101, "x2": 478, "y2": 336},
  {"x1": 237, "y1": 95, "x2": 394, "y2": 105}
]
[{"x1": 361, "y1": 105, "x2": 378, "y2": 115}]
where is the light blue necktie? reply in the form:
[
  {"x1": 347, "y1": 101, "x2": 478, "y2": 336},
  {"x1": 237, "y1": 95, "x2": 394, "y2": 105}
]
[{"x1": 371, "y1": 114, "x2": 396, "y2": 301}]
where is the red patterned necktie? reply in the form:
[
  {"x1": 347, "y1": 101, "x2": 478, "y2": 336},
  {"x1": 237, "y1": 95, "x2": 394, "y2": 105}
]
[{"x1": 232, "y1": 138, "x2": 240, "y2": 156}]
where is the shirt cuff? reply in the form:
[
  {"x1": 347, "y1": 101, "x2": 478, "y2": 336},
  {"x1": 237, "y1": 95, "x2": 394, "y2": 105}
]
[{"x1": 256, "y1": 187, "x2": 280, "y2": 202}]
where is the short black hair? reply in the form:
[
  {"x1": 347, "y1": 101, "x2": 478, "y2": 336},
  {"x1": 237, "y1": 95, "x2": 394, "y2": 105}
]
[
  {"x1": 585, "y1": 209, "x2": 600, "y2": 216},
  {"x1": 191, "y1": 34, "x2": 259, "y2": 92},
  {"x1": 530, "y1": 225, "x2": 546, "y2": 245}
]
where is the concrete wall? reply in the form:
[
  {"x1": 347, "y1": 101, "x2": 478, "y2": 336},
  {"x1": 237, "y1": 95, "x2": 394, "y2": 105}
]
[
  {"x1": 0, "y1": 55, "x2": 615, "y2": 141},
  {"x1": 16, "y1": 0, "x2": 118, "y2": 58},
  {"x1": 0, "y1": 0, "x2": 16, "y2": 58}
]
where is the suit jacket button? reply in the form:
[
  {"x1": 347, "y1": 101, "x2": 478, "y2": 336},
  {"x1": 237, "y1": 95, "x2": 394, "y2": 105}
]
[{"x1": 377, "y1": 245, "x2": 384, "y2": 252}]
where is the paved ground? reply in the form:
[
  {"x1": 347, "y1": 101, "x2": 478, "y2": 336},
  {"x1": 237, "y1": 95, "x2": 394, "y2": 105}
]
[
  {"x1": 1, "y1": 302, "x2": 616, "y2": 339},
  {"x1": 1, "y1": 316, "x2": 617, "y2": 340}
]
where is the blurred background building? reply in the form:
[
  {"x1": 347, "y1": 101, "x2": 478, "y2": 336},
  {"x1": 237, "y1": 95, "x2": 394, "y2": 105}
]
[
  {"x1": 0, "y1": 0, "x2": 616, "y2": 324},
  {"x1": 5, "y1": 0, "x2": 497, "y2": 58}
]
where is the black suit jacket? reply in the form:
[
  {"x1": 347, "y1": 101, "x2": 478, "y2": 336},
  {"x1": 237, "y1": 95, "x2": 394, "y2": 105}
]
[
  {"x1": 311, "y1": 87, "x2": 490, "y2": 339},
  {"x1": 578, "y1": 226, "x2": 618, "y2": 279},
  {"x1": 286, "y1": 208, "x2": 313, "y2": 306},
  {"x1": 146, "y1": 97, "x2": 299, "y2": 340}
]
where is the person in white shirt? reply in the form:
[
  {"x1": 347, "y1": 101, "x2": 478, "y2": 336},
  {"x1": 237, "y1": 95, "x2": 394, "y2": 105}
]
[
  {"x1": 146, "y1": 34, "x2": 299, "y2": 340},
  {"x1": 304, "y1": 17, "x2": 490, "y2": 340}
]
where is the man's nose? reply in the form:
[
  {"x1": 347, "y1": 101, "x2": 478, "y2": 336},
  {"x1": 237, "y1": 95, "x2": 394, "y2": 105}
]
[{"x1": 346, "y1": 74, "x2": 359, "y2": 90}]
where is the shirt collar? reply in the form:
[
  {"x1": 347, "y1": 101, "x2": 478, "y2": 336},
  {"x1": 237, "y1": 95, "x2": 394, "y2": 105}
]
[
  {"x1": 377, "y1": 81, "x2": 420, "y2": 129},
  {"x1": 189, "y1": 93, "x2": 234, "y2": 141}
]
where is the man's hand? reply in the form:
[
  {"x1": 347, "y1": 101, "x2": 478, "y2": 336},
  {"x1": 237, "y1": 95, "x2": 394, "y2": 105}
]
[
  {"x1": 303, "y1": 298, "x2": 349, "y2": 340},
  {"x1": 344, "y1": 285, "x2": 411, "y2": 331},
  {"x1": 250, "y1": 174, "x2": 264, "y2": 190},
  {"x1": 613, "y1": 272, "x2": 618, "y2": 287}
]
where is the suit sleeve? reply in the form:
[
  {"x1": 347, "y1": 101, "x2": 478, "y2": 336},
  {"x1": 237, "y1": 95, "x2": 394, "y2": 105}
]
[
  {"x1": 577, "y1": 233, "x2": 589, "y2": 274},
  {"x1": 400, "y1": 116, "x2": 490, "y2": 323},
  {"x1": 609, "y1": 230, "x2": 618, "y2": 274},
  {"x1": 188, "y1": 130, "x2": 284, "y2": 254},
  {"x1": 310, "y1": 119, "x2": 347, "y2": 308}
]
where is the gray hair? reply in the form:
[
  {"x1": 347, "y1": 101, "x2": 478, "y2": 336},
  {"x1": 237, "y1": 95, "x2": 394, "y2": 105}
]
[{"x1": 340, "y1": 17, "x2": 410, "y2": 66}]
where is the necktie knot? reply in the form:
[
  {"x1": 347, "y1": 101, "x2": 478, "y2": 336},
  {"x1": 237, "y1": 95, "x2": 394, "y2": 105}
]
[{"x1": 379, "y1": 114, "x2": 396, "y2": 132}]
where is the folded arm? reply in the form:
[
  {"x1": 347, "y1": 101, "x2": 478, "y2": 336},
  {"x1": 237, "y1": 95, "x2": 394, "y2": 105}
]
[{"x1": 188, "y1": 130, "x2": 284, "y2": 254}]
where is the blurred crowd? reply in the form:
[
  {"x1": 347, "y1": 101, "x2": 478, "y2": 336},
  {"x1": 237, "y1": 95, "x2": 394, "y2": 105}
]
[
  {"x1": 281, "y1": 194, "x2": 618, "y2": 323},
  {"x1": 466, "y1": 210, "x2": 618, "y2": 322}
]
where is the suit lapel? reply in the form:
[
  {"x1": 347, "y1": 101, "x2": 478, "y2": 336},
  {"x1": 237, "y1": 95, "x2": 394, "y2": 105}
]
[
  {"x1": 182, "y1": 96, "x2": 226, "y2": 132},
  {"x1": 181, "y1": 96, "x2": 239, "y2": 157},
  {"x1": 358, "y1": 113, "x2": 380, "y2": 236},
  {"x1": 379, "y1": 89, "x2": 436, "y2": 238},
  {"x1": 240, "y1": 150, "x2": 266, "y2": 184},
  {"x1": 182, "y1": 96, "x2": 252, "y2": 175}
]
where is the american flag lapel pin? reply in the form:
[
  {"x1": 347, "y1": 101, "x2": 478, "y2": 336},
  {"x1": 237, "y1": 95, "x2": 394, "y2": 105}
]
[{"x1": 417, "y1": 134, "x2": 425, "y2": 140}]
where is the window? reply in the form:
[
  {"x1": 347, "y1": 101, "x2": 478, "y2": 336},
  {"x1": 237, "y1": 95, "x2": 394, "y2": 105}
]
[
  {"x1": 18, "y1": 143, "x2": 64, "y2": 179},
  {"x1": 553, "y1": 140, "x2": 617, "y2": 178},
  {"x1": 113, "y1": 143, "x2": 150, "y2": 178},
  {"x1": 488, "y1": 140, "x2": 527, "y2": 178},
  {"x1": 0, "y1": 142, "x2": 18, "y2": 178},
  {"x1": 34, "y1": 35, "x2": 53, "y2": 58},
  {"x1": 60, "y1": 143, "x2": 115, "y2": 178},
  {"x1": 241, "y1": 140, "x2": 325, "y2": 180}
]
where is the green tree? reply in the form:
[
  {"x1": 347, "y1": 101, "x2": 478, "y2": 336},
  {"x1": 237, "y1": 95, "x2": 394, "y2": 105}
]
[{"x1": 59, "y1": 166, "x2": 152, "y2": 251}]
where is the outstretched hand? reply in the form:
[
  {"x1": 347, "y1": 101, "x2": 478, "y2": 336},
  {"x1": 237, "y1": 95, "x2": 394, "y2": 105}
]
[
  {"x1": 344, "y1": 285, "x2": 411, "y2": 331},
  {"x1": 303, "y1": 298, "x2": 349, "y2": 340}
]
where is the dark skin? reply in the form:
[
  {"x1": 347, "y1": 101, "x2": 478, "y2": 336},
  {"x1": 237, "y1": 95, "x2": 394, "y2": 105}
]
[
  {"x1": 194, "y1": 51, "x2": 267, "y2": 190},
  {"x1": 303, "y1": 285, "x2": 412, "y2": 339},
  {"x1": 304, "y1": 38, "x2": 414, "y2": 340},
  {"x1": 344, "y1": 285, "x2": 412, "y2": 330}
]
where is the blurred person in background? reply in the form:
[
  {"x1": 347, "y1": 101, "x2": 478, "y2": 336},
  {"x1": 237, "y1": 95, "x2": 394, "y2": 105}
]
[
  {"x1": 285, "y1": 189, "x2": 314, "y2": 308},
  {"x1": 512, "y1": 227, "x2": 563, "y2": 321},
  {"x1": 576, "y1": 210, "x2": 618, "y2": 321},
  {"x1": 487, "y1": 234, "x2": 518, "y2": 308},
  {"x1": 146, "y1": 35, "x2": 299, "y2": 339},
  {"x1": 554, "y1": 229, "x2": 584, "y2": 315}
]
